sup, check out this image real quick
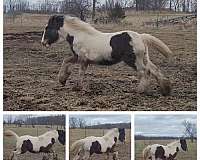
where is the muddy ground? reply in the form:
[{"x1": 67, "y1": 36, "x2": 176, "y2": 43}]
[{"x1": 3, "y1": 14, "x2": 196, "y2": 111}]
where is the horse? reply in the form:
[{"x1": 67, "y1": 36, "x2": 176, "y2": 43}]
[
  {"x1": 4, "y1": 129, "x2": 65, "y2": 160},
  {"x1": 41, "y1": 15, "x2": 172, "y2": 96},
  {"x1": 142, "y1": 139, "x2": 188, "y2": 160},
  {"x1": 70, "y1": 128, "x2": 126, "y2": 160}
]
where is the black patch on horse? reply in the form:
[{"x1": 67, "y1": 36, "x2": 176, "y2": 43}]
[
  {"x1": 39, "y1": 138, "x2": 55, "y2": 153},
  {"x1": 118, "y1": 128, "x2": 125, "y2": 142},
  {"x1": 57, "y1": 130, "x2": 66, "y2": 145},
  {"x1": 155, "y1": 146, "x2": 166, "y2": 159},
  {"x1": 99, "y1": 32, "x2": 136, "y2": 67},
  {"x1": 44, "y1": 15, "x2": 64, "y2": 45},
  {"x1": 21, "y1": 139, "x2": 35, "y2": 154},
  {"x1": 180, "y1": 139, "x2": 187, "y2": 151},
  {"x1": 114, "y1": 137, "x2": 117, "y2": 143},
  {"x1": 66, "y1": 34, "x2": 77, "y2": 56},
  {"x1": 90, "y1": 141, "x2": 102, "y2": 155}
]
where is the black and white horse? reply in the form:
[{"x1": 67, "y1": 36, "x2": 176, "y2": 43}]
[
  {"x1": 4, "y1": 129, "x2": 65, "y2": 160},
  {"x1": 142, "y1": 139, "x2": 188, "y2": 160},
  {"x1": 41, "y1": 15, "x2": 172, "y2": 96},
  {"x1": 70, "y1": 128, "x2": 126, "y2": 160}
]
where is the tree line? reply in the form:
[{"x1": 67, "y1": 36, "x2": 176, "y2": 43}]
[
  {"x1": 69, "y1": 117, "x2": 131, "y2": 129},
  {"x1": 4, "y1": 115, "x2": 65, "y2": 128},
  {"x1": 4, "y1": 0, "x2": 197, "y2": 17}
]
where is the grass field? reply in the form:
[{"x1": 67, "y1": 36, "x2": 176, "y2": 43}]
[
  {"x1": 69, "y1": 129, "x2": 131, "y2": 160},
  {"x1": 3, "y1": 12, "x2": 197, "y2": 111},
  {"x1": 3, "y1": 125, "x2": 65, "y2": 160},
  {"x1": 135, "y1": 139, "x2": 197, "y2": 160}
]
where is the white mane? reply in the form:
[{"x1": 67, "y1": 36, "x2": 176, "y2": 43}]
[
  {"x1": 64, "y1": 16, "x2": 100, "y2": 35},
  {"x1": 167, "y1": 140, "x2": 179, "y2": 146}
]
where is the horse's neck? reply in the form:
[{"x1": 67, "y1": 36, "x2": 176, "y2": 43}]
[
  {"x1": 167, "y1": 141, "x2": 179, "y2": 150},
  {"x1": 103, "y1": 129, "x2": 118, "y2": 142},
  {"x1": 63, "y1": 18, "x2": 100, "y2": 37},
  {"x1": 38, "y1": 130, "x2": 57, "y2": 139}
]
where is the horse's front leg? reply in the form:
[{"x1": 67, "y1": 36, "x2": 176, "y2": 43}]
[
  {"x1": 113, "y1": 151, "x2": 119, "y2": 160},
  {"x1": 58, "y1": 55, "x2": 78, "y2": 86},
  {"x1": 10, "y1": 150, "x2": 21, "y2": 160}
]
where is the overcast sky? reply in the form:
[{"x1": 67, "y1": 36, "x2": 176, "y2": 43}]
[
  {"x1": 69, "y1": 114, "x2": 131, "y2": 125},
  {"x1": 135, "y1": 114, "x2": 197, "y2": 137}
]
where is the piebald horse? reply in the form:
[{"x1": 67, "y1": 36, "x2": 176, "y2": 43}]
[
  {"x1": 142, "y1": 139, "x2": 188, "y2": 160},
  {"x1": 70, "y1": 128, "x2": 126, "y2": 160},
  {"x1": 4, "y1": 129, "x2": 65, "y2": 160},
  {"x1": 41, "y1": 15, "x2": 172, "y2": 96}
]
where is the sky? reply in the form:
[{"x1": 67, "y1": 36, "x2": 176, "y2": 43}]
[
  {"x1": 135, "y1": 114, "x2": 197, "y2": 137},
  {"x1": 3, "y1": 114, "x2": 59, "y2": 121},
  {"x1": 69, "y1": 114, "x2": 131, "y2": 125}
]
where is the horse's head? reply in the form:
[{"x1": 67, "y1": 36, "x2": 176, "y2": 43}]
[
  {"x1": 57, "y1": 130, "x2": 65, "y2": 145},
  {"x1": 118, "y1": 128, "x2": 125, "y2": 143},
  {"x1": 41, "y1": 15, "x2": 64, "y2": 47},
  {"x1": 179, "y1": 139, "x2": 188, "y2": 152}
]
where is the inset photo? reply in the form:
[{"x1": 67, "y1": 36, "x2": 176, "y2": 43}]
[
  {"x1": 135, "y1": 114, "x2": 197, "y2": 160},
  {"x1": 69, "y1": 114, "x2": 131, "y2": 160},
  {"x1": 3, "y1": 114, "x2": 66, "y2": 160}
]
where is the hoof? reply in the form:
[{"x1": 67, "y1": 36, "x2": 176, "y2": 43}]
[
  {"x1": 59, "y1": 79, "x2": 66, "y2": 86},
  {"x1": 160, "y1": 79, "x2": 171, "y2": 96}
]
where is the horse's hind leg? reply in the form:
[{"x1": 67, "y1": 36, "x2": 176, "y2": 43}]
[
  {"x1": 58, "y1": 55, "x2": 78, "y2": 86},
  {"x1": 145, "y1": 52, "x2": 171, "y2": 96},
  {"x1": 123, "y1": 52, "x2": 150, "y2": 94}
]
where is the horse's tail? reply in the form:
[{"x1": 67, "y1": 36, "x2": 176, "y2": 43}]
[
  {"x1": 141, "y1": 33, "x2": 172, "y2": 58},
  {"x1": 4, "y1": 130, "x2": 19, "y2": 140},
  {"x1": 142, "y1": 145, "x2": 151, "y2": 160},
  {"x1": 70, "y1": 139, "x2": 85, "y2": 153}
]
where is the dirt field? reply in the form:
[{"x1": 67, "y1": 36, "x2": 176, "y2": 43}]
[
  {"x1": 135, "y1": 139, "x2": 197, "y2": 160},
  {"x1": 3, "y1": 125, "x2": 66, "y2": 160},
  {"x1": 69, "y1": 129, "x2": 131, "y2": 160},
  {"x1": 3, "y1": 12, "x2": 197, "y2": 111}
]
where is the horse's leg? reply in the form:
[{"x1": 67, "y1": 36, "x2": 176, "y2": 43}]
[
  {"x1": 58, "y1": 55, "x2": 78, "y2": 86},
  {"x1": 113, "y1": 151, "x2": 119, "y2": 160},
  {"x1": 106, "y1": 152, "x2": 110, "y2": 160},
  {"x1": 82, "y1": 151, "x2": 90, "y2": 160},
  {"x1": 134, "y1": 53, "x2": 150, "y2": 94},
  {"x1": 10, "y1": 150, "x2": 21, "y2": 160},
  {"x1": 123, "y1": 51, "x2": 150, "y2": 94},
  {"x1": 78, "y1": 60, "x2": 88, "y2": 90},
  {"x1": 145, "y1": 48, "x2": 171, "y2": 96}
]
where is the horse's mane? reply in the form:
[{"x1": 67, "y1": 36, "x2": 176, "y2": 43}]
[
  {"x1": 167, "y1": 140, "x2": 179, "y2": 146},
  {"x1": 38, "y1": 130, "x2": 57, "y2": 138},
  {"x1": 103, "y1": 128, "x2": 118, "y2": 140},
  {"x1": 64, "y1": 16, "x2": 99, "y2": 35}
]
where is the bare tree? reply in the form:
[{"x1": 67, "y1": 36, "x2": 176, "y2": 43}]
[
  {"x1": 182, "y1": 120, "x2": 197, "y2": 143},
  {"x1": 78, "y1": 118, "x2": 86, "y2": 128},
  {"x1": 69, "y1": 117, "x2": 78, "y2": 128}
]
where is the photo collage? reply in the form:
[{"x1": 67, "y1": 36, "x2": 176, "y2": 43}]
[{"x1": 1, "y1": 0, "x2": 199, "y2": 160}]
